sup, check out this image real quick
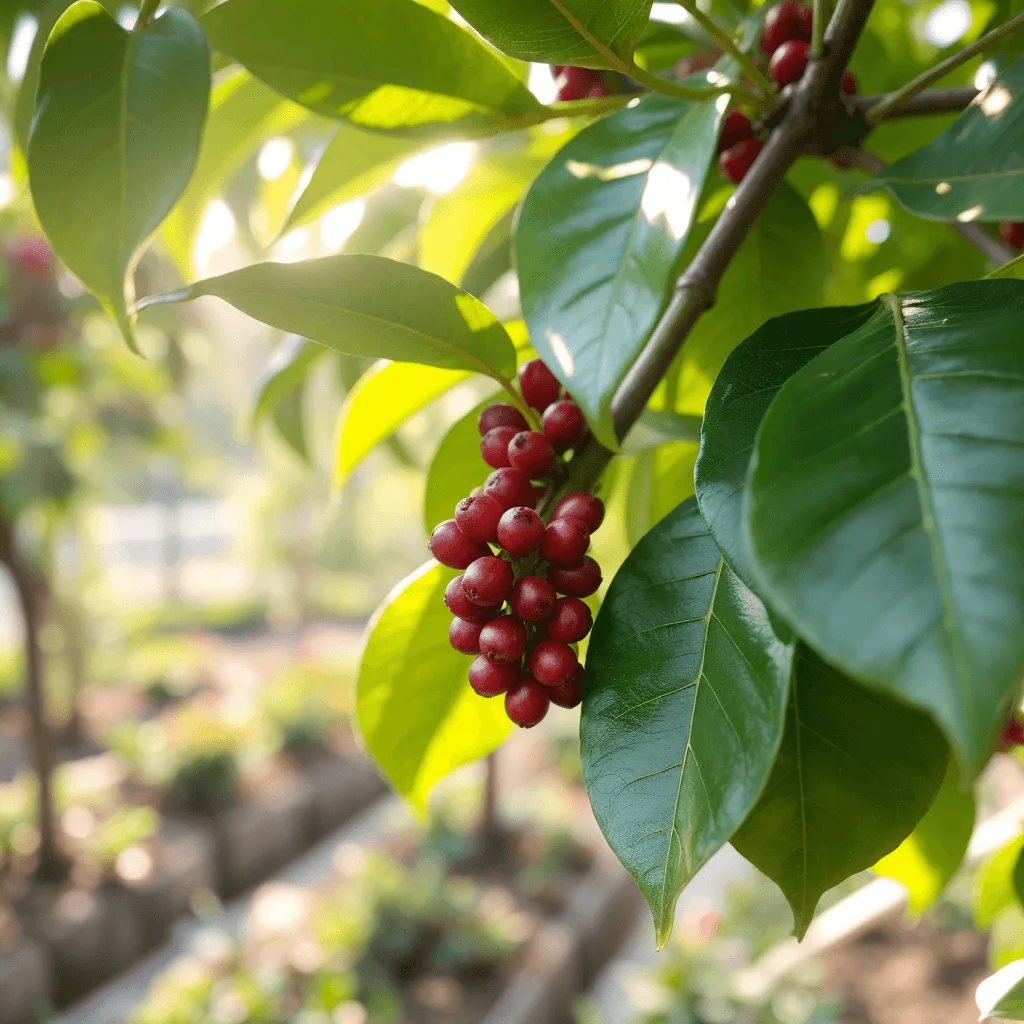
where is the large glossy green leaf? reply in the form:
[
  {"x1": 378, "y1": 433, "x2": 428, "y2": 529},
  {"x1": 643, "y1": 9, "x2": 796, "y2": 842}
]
[
  {"x1": 518, "y1": 93, "x2": 724, "y2": 448},
  {"x1": 695, "y1": 304, "x2": 876, "y2": 590},
  {"x1": 203, "y1": 0, "x2": 542, "y2": 134},
  {"x1": 253, "y1": 334, "x2": 328, "y2": 423},
  {"x1": 336, "y1": 361, "x2": 472, "y2": 490},
  {"x1": 979, "y1": 961, "x2": 1024, "y2": 1021},
  {"x1": 449, "y1": 0, "x2": 653, "y2": 69},
  {"x1": 873, "y1": 759, "x2": 975, "y2": 915},
  {"x1": 357, "y1": 560, "x2": 512, "y2": 812},
  {"x1": 28, "y1": 2, "x2": 210, "y2": 337},
  {"x1": 870, "y1": 58, "x2": 1024, "y2": 222},
  {"x1": 732, "y1": 646, "x2": 948, "y2": 938},
  {"x1": 581, "y1": 497, "x2": 792, "y2": 948},
  {"x1": 148, "y1": 255, "x2": 519, "y2": 380},
  {"x1": 746, "y1": 281, "x2": 1024, "y2": 775}
]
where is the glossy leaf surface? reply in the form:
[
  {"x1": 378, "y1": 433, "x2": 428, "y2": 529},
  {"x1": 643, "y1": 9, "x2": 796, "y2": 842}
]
[
  {"x1": 204, "y1": 0, "x2": 542, "y2": 133},
  {"x1": 871, "y1": 58, "x2": 1024, "y2": 222},
  {"x1": 358, "y1": 561, "x2": 512, "y2": 812},
  {"x1": 581, "y1": 497, "x2": 791, "y2": 947},
  {"x1": 518, "y1": 94, "x2": 723, "y2": 448},
  {"x1": 28, "y1": 2, "x2": 210, "y2": 332},
  {"x1": 733, "y1": 647, "x2": 947, "y2": 937},
  {"x1": 156, "y1": 255, "x2": 518, "y2": 379},
  {"x1": 747, "y1": 281, "x2": 1024, "y2": 775}
]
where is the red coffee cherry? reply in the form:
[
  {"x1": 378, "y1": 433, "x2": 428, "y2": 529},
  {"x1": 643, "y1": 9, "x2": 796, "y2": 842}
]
[
  {"x1": 430, "y1": 519, "x2": 489, "y2": 569},
  {"x1": 549, "y1": 556, "x2": 602, "y2": 598},
  {"x1": 557, "y1": 66, "x2": 604, "y2": 102},
  {"x1": 484, "y1": 468, "x2": 537, "y2": 510},
  {"x1": 529, "y1": 640, "x2": 578, "y2": 687},
  {"x1": 718, "y1": 110, "x2": 754, "y2": 154},
  {"x1": 449, "y1": 617, "x2": 483, "y2": 654},
  {"x1": 505, "y1": 678, "x2": 550, "y2": 727},
  {"x1": 1001, "y1": 222, "x2": 1024, "y2": 250},
  {"x1": 479, "y1": 615, "x2": 527, "y2": 664},
  {"x1": 444, "y1": 576, "x2": 500, "y2": 621},
  {"x1": 841, "y1": 70, "x2": 857, "y2": 94},
  {"x1": 542, "y1": 516, "x2": 590, "y2": 565},
  {"x1": 719, "y1": 137, "x2": 763, "y2": 184},
  {"x1": 455, "y1": 494, "x2": 504, "y2": 543},
  {"x1": 1000, "y1": 715, "x2": 1024, "y2": 750},
  {"x1": 519, "y1": 359, "x2": 561, "y2": 411},
  {"x1": 497, "y1": 506, "x2": 546, "y2": 557},
  {"x1": 760, "y1": 1, "x2": 811, "y2": 56},
  {"x1": 548, "y1": 666, "x2": 584, "y2": 709},
  {"x1": 509, "y1": 575, "x2": 557, "y2": 623},
  {"x1": 770, "y1": 39, "x2": 811, "y2": 88},
  {"x1": 546, "y1": 598, "x2": 593, "y2": 643},
  {"x1": 508, "y1": 431, "x2": 557, "y2": 478},
  {"x1": 553, "y1": 492, "x2": 605, "y2": 532},
  {"x1": 542, "y1": 400, "x2": 587, "y2": 452},
  {"x1": 478, "y1": 403, "x2": 528, "y2": 436},
  {"x1": 469, "y1": 656, "x2": 519, "y2": 697},
  {"x1": 481, "y1": 426, "x2": 518, "y2": 469},
  {"x1": 7, "y1": 237, "x2": 57, "y2": 277},
  {"x1": 462, "y1": 555, "x2": 514, "y2": 606}
]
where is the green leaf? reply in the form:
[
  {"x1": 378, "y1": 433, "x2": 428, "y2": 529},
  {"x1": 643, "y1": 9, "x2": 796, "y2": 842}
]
[
  {"x1": 448, "y1": 0, "x2": 654, "y2": 70},
  {"x1": 873, "y1": 759, "x2": 975, "y2": 915},
  {"x1": 423, "y1": 398, "x2": 496, "y2": 536},
  {"x1": 335, "y1": 361, "x2": 472, "y2": 490},
  {"x1": 28, "y1": 2, "x2": 210, "y2": 338},
  {"x1": 732, "y1": 646, "x2": 948, "y2": 938},
  {"x1": 518, "y1": 93, "x2": 724, "y2": 448},
  {"x1": 695, "y1": 303, "x2": 877, "y2": 590},
  {"x1": 979, "y1": 961, "x2": 1024, "y2": 1021},
  {"x1": 357, "y1": 560, "x2": 512, "y2": 812},
  {"x1": 282, "y1": 125, "x2": 422, "y2": 235},
  {"x1": 622, "y1": 409, "x2": 703, "y2": 454},
  {"x1": 270, "y1": 387, "x2": 310, "y2": 462},
  {"x1": 622, "y1": 441, "x2": 700, "y2": 548},
  {"x1": 203, "y1": 0, "x2": 542, "y2": 134},
  {"x1": 581, "y1": 497, "x2": 792, "y2": 948},
  {"x1": 13, "y1": 0, "x2": 74, "y2": 158},
  {"x1": 253, "y1": 334, "x2": 327, "y2": 423},
  {"x1": 745, "y1": 281, "x2": 1024, "y2": 775},
  {"x1": 148, "y1": 255, "x2": 519, "y2": 380},
  {"x1": 977, "y1": 837, "x2": 1024, "y2": 928},
  {"x1": 869, "y1": 57, "x2": 1024, "y2": 222}
]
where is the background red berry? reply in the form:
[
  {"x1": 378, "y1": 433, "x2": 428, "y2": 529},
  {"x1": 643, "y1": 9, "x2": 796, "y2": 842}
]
[
  {"x1": 508, "y1": 431, "x2": 557, "y2": 478},
  {"x1": 509, "y1": 575, "x2": 557, "y2": 622},
  {"x1": 478, "y1": 403, "x2": 528, "y2": 436},
  {"x1": 718, "y1": 110, "x2": 753, "y2": 154},
  {"x1": 554, "y1": 492, "x2": 605, "y2": 532},
  {"x1": 542, "y1": 400, "x2": 587, "y2": 452},
  {"x1": 770, "y1": 39, "x2": 811, "y2": 87},
  {"x1": 505, "y1": 679, "x2": 549, "y2": 727},
  {"x1": 481, "y1": 426, "x2": 518, "y2": 469},
  {"x1": 546, "y1": 597, "x2": 593, "y2": 643},
  {"x1": 455, "y1": 494, "x2": 503, "y2": 542},
  {"x1": 520, "y1": 359, "x2": 561, "y2": 411},
  {"x1": 430, "y1": 519, "x2": 489, "y2": 569},
  {"x1": 485, "y1": 468, "x2": 536, "y2": 510},
  {"x1": 548, "y1": 666, "x2": 584, "y2": 709},
  {"x1": 496, "y1": 506, "x2": 546, "y2": 557},
  {"x1": 720, "y1": 137, "x2": 763, "y2": 184},
  {"x1": 469, "y1": 656, "x2": 519, "y2": 697},
  {"x1": 542, "y1": 516, "x2": 590, "y2": 565},
  {"x1": 1001, "y1": 222, "x2": 1024, "y2": 249},
  {"x1": 445, "y1": 576, "x2": 499, "y2": 621},
  {"x1": 842, "y1": 70, "x2": 857, "y2": 94},
  {"x1": 449, "y1": 617, "x2": 483, "y2": 654},
  {"x1": 760, "y1": 1, "x2": 811, "y2": 55},
  {"x1": 529, "y1": 640, "x2": 578, "y2": 686},
  {"x1": 549, "y1": 556, "x2": 602, "y2": 597},
  {"x1": 479, "y1": 616, "x2": 527, "y2": 664},
  {"x1": 462, "y1": 555, "x2": 514, "y2": 606},
  {"x1": 557, "y1": 66, "x2": 604, "y2": 102}
]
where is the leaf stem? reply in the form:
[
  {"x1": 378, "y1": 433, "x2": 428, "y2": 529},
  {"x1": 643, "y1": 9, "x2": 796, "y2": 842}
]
[
  {"x1": 629, "y1": 62, "x2": 758, "y2": 104},
  {"x1": 812, "y1": 0, "x2": 826, "y2": 56},
  {"x1": 496, "y1": 375, "x2": 541, "y2": 431},
  {"x1": 865, "y1": 11, "x2": 1024, "y2": 122},
  {"x1": 671, "y1": 0, "x2": 775, "y2": 95},
  {"x1": 135, "y1": 0, "x2": 161, "y2": 30},
  {"x1": 853, "y1": 87, "x2": 977, "y2": 118}
]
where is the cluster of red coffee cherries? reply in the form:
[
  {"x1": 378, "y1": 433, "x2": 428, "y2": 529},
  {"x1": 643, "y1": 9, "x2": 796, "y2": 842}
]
[
  {"x1": 552, "y1": 66, "x2": 610, "y2": 102},
  {"x1": 718, "y1": 1, "x2": 857, "y2": 184},
  {"x1": 428, "y1": 359, "x2": 604, "y2": 729}
]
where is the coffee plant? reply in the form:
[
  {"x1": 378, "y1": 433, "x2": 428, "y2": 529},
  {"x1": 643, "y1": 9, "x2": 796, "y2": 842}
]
[{"x1": 17, "y1": 0, "x2": 1024, "y2": 985}]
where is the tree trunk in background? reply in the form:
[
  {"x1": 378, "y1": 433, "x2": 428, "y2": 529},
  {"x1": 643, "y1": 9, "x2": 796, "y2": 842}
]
[
  {"x1": 0, "y1": 518, "x2": 65, "y2": 881},
  {"x1": 58, "y1": 598, "x2": 87, "y2": 747},
  {"x1": 481, "y1": 751, "x2": 500, "y2": 849}
]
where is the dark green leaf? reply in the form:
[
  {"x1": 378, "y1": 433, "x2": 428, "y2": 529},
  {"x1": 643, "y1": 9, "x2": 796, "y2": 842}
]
[
  {"x1": 28, "y1": 2, "x2": 210, "y2": 336},
  {"x1": 746, "y1": 281, "x2": 1024, "y2": 775},
  {"x1": 581, "y1": 497, "x2": 792, "y2": 947},
  {"x1": 147, "y1": 255, "x2": 519, "y2": 380},
  {"x1": 203, "y1": 0, "x2": 542, "y2": 134},
  {"x1": 253, "y1": 334, "x2": 327, "y2": 423},
  {"x1": 870, "y1": 58, "x2": 1024, "y2": 222},
  {"x1": 518, "y1": 93, "x2": 724, "y2": 448},
  {"x1": 695, "y1": 304, "x2": 876, "y2": 589},
  {"x1": 733, "y1": 646, "x2": 948, "y2": 938},
  {"x1": 448, "y1": 0, "x2": 653, "y2": 70}
]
